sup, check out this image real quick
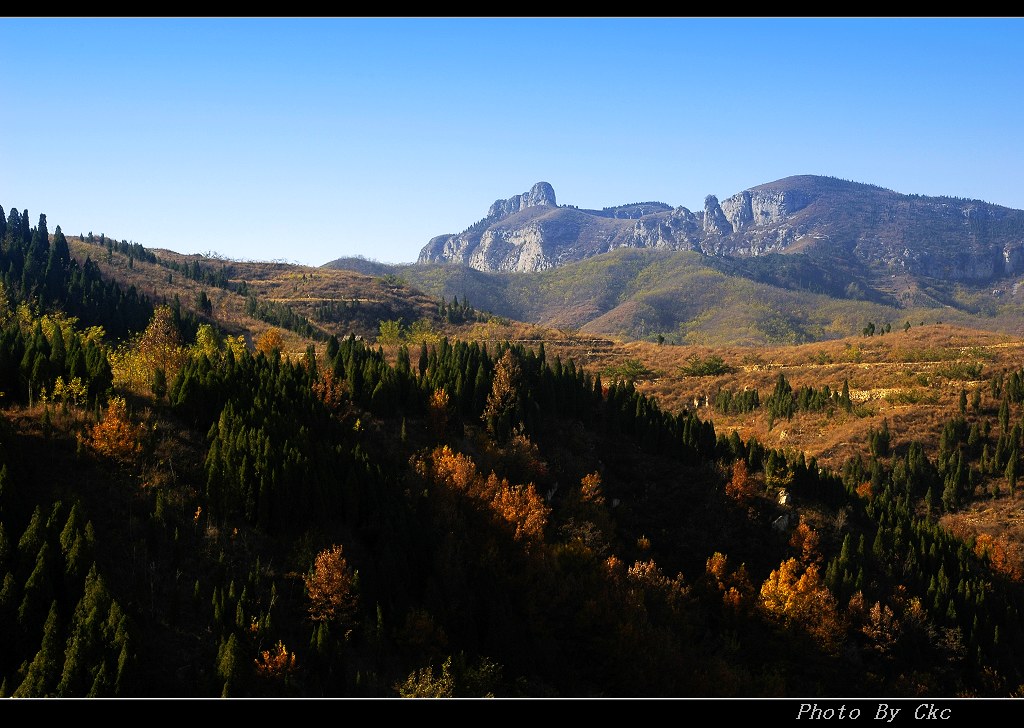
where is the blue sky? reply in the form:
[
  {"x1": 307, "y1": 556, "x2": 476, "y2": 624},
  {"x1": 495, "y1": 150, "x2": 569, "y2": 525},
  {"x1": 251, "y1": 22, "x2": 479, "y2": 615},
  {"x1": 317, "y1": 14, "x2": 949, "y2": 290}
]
[{"x1": 2, "y1": 17, "x2": 1022, "y2": 267}]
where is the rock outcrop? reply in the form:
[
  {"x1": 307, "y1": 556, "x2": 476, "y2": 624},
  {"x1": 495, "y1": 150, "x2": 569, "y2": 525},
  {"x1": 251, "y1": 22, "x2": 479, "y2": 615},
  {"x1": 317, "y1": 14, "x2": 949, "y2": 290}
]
[
  {"x1": 487, "y1": 182, "x2": 557, "y2": 219},
  {"x1": 702, "y1": 195, "x2": 732, "y2": 237}
]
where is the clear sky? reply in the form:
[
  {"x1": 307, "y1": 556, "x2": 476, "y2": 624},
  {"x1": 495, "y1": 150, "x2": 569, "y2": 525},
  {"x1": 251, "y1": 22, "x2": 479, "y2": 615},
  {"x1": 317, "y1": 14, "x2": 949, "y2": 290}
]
[{"x1": 2, "y1": 17, "x2": 1023, "y2": 267}]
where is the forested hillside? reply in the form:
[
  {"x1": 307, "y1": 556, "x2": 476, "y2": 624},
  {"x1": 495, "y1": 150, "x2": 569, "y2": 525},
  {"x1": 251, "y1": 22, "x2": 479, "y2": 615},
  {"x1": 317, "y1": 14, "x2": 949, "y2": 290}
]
[{"x1": 1, "y1": 204, "x2": 1023, "y2": 697}]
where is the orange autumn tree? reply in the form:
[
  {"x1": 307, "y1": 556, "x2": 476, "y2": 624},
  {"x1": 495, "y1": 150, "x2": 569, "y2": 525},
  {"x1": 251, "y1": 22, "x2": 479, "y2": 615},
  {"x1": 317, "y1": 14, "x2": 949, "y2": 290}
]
[
  {"x1": 418, "y1": 445, "x2": 550, "y2": 548},
  {"x1": 561, "y1": 471, "x2": 614, "y2": 541},
  {"x1": 88, "y1": 396, "x2": 146, "y2": 462},
  {"x1": 725, "y1": 459, "x2": 757, "y2": 501},
  {"x1": 311, "y1": 366, "x2": 347, "y2": 413},
  {"x1": 789, "y1": 518, "x2": 822, "y2": 565},
  {"x1": 580, "y1": 472, "x2": 605, "y2": 506},
  {"x1": 704, "y1": 551, "x2": 755, "y2": 614},
  {"x1": 856, "y1": 480, "x2": 875, "y2": 501},
  {"x1": 304, "y1": 544, "x2": 358, "y2": 625},
  {"x1": 972, "y1": 532, "x2": 1024, "y2": 581},
  {"x1": 254, "y1": 641, "x2": 298, "y2": 679},
  {"x1": 489, "y1": 475, "x2": 548, "y2": 545},
  {"x1": 255, "y1": 328, "x2": 285, "y2": 358},
  {"x1": 600, "y1": 554, "x2": 692, "y2": 685},
  {"x1": 425, "y1": 445, "x2": 481, "y2": 495},
  {"x1": 622, "y1": 558, "x2": 689, "y2": 611}
]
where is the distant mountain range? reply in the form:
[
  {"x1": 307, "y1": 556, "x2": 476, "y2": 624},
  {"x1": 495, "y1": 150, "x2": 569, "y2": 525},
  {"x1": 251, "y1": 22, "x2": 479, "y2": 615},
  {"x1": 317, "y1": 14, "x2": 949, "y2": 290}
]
[{"x1": 325, "y1": 176, "x2": 1024, "y2": 344}]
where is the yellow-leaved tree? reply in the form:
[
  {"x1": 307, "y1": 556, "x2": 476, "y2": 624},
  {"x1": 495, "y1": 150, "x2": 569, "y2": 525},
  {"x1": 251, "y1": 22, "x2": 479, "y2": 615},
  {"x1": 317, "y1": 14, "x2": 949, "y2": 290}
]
[
  {"x1": 191, "y1": 323, "x2": 222, "y2": 360},
  {"x1": 109, "y1": 305, "x2": 188, "y2": 396},
  {"x1": 483, "y1": 349, "x2": 523, "y2": 443},
  {"x1": 760, "y1": 557, "x2": 845, "y2": 654},
  {"x1": 428, "y1": 387, "x2": 450, "y2": 439}
]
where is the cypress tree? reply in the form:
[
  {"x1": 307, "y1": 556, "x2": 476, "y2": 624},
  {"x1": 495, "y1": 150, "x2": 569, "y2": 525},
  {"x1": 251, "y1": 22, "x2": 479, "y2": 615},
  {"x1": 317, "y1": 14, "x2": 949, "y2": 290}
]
[
  {"x1": 3, "y1": 208, "x2": 17, "y2": 247},
  {"x1": 18, "y1": 209, "x2": 31, "y2": 247}
]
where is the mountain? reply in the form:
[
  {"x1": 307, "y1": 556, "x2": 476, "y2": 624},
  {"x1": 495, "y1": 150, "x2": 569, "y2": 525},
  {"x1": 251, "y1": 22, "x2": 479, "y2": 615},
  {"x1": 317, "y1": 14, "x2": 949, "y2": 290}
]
[
  {"x1": 416, "y1": 176, "x2": 1024, "y2": 282},
  {"x1": 324, "y1": 176, "x2": 1024, "y2": 344}
]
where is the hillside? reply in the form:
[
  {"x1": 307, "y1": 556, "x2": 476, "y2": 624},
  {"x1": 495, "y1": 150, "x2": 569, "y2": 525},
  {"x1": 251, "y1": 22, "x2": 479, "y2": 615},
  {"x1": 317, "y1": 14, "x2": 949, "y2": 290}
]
[
  {"x1": 66, "y1": 235, "x2": 469, "y2": 356},
  {"x1": 328, "y1": 248, "x2": 1024, "y2": 345},
  {"x1": 2, "y1": 202, "x2": 1024, "y2": 699}
]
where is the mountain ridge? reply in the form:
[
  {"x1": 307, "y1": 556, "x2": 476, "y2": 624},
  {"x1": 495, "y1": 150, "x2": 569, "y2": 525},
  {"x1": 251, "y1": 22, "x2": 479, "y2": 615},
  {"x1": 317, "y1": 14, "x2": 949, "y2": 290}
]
[{"x1": 414, "y1": 175, "x2": 1024, "y2": 281}]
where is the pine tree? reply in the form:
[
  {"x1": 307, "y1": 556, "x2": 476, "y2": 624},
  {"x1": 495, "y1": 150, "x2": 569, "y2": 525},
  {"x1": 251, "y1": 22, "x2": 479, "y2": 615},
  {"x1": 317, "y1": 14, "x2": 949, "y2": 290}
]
[
  {"x1": 13, "y1": 600, "x2": 62, "y2": 697},
  {"x1": 217, "y1": 632, "x2": 243, "y2": 697},
  {"x1": 942, "y1": 468, "x2": 960, "y2": 512},
  {"x1": 45, "y1": 226, "x2": 71, "y2": 296},
  {"x1": 18, "y1": 542, "x2": 54, "y2": 628}
]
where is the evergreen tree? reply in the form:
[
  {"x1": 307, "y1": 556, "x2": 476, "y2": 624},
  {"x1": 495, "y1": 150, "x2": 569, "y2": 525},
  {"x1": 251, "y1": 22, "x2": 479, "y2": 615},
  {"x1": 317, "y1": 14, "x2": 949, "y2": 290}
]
[
  {"x1": 3, "y1": 208, "x2": 19, "y2": 247},
  {"x1": 13, "y1": 601, "x2": 62, "y2": 697}
]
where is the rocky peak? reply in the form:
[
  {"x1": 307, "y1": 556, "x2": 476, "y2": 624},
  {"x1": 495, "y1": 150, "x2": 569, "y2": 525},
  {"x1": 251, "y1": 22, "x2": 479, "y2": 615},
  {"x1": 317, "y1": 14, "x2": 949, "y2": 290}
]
[
  {"x1": 702, "y1": 195, "x2": 733, "y2": 236},
  {"x1": 487, "y1": 182, "x2": 557, "y2": 219}
]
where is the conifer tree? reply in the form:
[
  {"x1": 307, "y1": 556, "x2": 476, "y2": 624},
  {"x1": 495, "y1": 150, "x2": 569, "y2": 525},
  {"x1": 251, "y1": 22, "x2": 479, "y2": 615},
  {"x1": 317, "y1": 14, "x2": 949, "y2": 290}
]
[{"x1": 13, "y1": 600, "x2": 61, "y2": 697}]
